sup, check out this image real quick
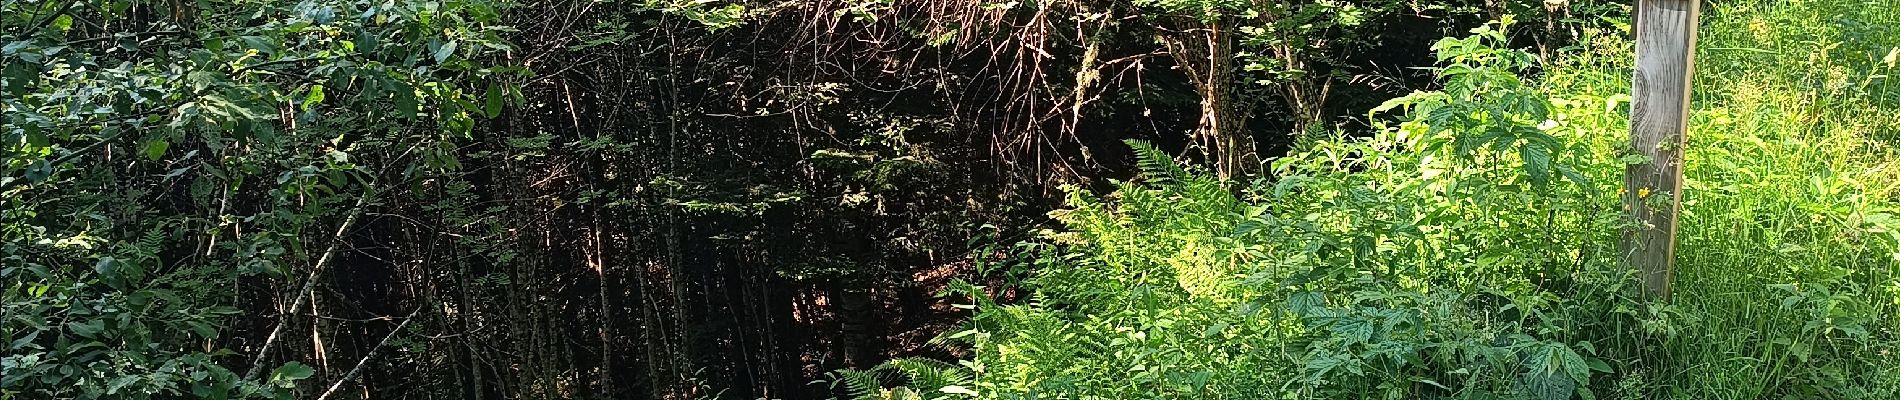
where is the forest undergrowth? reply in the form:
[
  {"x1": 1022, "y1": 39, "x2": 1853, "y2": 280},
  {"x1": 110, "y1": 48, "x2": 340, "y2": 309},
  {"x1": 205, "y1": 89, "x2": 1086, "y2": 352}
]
[{"x1": 834, "y1": 1, "x2": 1900, "y2": 399}]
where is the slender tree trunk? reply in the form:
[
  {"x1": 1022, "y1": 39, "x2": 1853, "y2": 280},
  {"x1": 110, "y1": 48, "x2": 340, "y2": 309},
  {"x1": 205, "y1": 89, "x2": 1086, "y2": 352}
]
[
  {"x1": 246, "y1": 193, "x2": 373, "y2": 380},
  {"x1": 592, "y1": 217, "x2": 615, "y2": 399},
  {"x1": 1276, "y1": 45, "x2": 1333, "y2": 136},
  {"x1": 1541, "y1": 0, "x2": 1572, "y2": 61},
  {"x1": 457, "y1": 250, "x2": 484, "y2": 400},
  {"x1": 1164, "y1": 16, "x2": 1256, "y2": 179},
  {"x1": 1202, "y1": 18, "x2": 1254, "y2": 179}
]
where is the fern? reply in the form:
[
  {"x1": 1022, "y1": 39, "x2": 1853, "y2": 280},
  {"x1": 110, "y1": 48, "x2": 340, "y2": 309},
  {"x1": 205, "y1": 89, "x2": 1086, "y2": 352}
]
[
  {"x1": 825, "y1": 368, "x2": 890, "y2": 400},
  {"x1": 878, "y1": 357, "x2": 972, "y2": 391},
  {"x1": 1126, "y1": 139, "x2": 1188, "y2": 184},
  {"x1": 827, "y1": 357, "x2": 975, "y2": 400}
]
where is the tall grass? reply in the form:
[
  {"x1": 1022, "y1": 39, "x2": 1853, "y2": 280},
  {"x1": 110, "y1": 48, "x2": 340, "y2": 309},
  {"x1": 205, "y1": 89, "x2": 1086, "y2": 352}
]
[
  {"x1": 830, "y1": 1, "x2": 1900, "y2": 398},
  {"x1": 1546, "y1": 0, "x2": 1900, "y2": 396}
]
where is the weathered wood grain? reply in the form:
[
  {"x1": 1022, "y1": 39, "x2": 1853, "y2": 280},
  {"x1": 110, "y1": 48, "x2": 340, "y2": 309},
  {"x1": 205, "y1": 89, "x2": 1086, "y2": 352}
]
[{"x1": 1625, "y1": 0, "x2": 1701, "y2": 300}]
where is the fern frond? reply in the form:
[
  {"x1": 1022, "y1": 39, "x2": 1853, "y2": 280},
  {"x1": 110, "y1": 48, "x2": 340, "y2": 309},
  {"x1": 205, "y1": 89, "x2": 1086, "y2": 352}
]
[
  {"x1": 876, "y1": 357, "x2": 973, "y2": 391},
  {"x1": 138, "y1": 224, "x2": 167, "y2": 253},
  {"x1": 1125, "y1": 139, "x2": 1187, "y2": 184},
  {"x1": 825, "y1": 368, "x2": 889, "y2": 400}
]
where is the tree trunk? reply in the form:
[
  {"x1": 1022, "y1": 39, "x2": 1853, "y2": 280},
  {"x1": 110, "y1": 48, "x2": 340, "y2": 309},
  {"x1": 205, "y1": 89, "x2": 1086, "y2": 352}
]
[
  {"x1": 591, "y1": 218, "x2": 615, "y2": 399},
  {"x1": 1164, "y1": 16, "x2": 1256, "y2": 179}
]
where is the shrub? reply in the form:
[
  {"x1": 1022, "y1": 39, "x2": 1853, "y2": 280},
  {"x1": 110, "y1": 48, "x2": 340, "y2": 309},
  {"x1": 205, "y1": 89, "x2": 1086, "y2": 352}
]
[{"x1": 833, "y1": 7, "x2": 1900, "y2": 399}]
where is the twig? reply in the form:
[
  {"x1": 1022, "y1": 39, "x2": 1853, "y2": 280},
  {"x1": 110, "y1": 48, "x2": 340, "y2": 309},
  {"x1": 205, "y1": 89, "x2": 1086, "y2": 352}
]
[
  {"x1": 315, "y1": 309, "x2": 420, "y2": 400},
  {"x1": 0, "y1": 130, "x2": 129, "y2": 192},
  {"x1": 62, "y1": 30, "x2": 187, "y2": 46},
  {"x1": 232, "y1": 56, "x2": 323, "y2": 74},
  {"x1": 18, "y1": 0, "x2": 79, "y2": 37},
  {"x1": 0, "y1": 98, "x2": 187, "y2": 192},
  {"x1": 244, "y1": 191, "x2": 375, "y2": 380}
]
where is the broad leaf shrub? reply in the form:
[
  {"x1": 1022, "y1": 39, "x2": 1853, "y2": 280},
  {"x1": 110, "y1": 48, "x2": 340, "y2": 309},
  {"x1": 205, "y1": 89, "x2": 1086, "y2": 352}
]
[
  {"x1": 3, "y1": 0, "x2": 516, "y2": 398},
  {"x1": 833, "y1": 8, "x2": 1900, "y2": 400}
]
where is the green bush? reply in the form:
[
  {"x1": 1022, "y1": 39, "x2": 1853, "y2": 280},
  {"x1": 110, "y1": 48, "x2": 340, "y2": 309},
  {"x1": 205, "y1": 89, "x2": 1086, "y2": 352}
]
[
  {"x1": 834, "y1": 4, "x2": 1900, "y2": 399},
  {"x1": 3, "y1": 0, "x2": 515, "y2": 398}
]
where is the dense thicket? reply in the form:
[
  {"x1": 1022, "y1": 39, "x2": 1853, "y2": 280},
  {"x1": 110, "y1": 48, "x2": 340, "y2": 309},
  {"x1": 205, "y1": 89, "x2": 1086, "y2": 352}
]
[
  {"x1": 5, "y1": 1, "x2": 517, "y2": 398},
  {"x1": 18, "y1": 1, "x2": 1885, "y2": 400},
  {"x1": 474, "y1": 3, "x2": 1576, "y2": 397},
  {"x1": 833, "y1": 4, "x2": 1900, "y2": 400}
]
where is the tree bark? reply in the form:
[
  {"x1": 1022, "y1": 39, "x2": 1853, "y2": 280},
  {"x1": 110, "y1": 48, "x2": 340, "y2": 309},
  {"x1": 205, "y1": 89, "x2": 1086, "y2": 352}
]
[{"x1": 1163, "y1": 16, "x2": 1257, "y2": 179}]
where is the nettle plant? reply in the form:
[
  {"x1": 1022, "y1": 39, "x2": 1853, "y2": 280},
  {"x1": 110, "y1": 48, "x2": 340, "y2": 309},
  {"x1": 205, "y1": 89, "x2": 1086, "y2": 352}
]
[
  {"x1": 829, "y1": 21, "x2": 1643, "y2": 400},
  {"x1": 1370, "y1": 17, "x2": 1590, "y2": 192},
  {"x1": 1236, "y1": 21, "x2": 1645, "y2": 400}
]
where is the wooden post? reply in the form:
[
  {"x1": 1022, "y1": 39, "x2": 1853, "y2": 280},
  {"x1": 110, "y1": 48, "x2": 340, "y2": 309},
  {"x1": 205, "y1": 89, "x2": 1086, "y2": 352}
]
[{"x1": 1625, "y1": 0, "x2": 1700, "y2": 300}]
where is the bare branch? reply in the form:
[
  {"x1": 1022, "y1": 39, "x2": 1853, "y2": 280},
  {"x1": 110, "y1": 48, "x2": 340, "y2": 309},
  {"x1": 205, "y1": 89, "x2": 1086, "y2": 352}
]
[{"x1": 316, "y1": 309, "x2": 421, "y2": 400}]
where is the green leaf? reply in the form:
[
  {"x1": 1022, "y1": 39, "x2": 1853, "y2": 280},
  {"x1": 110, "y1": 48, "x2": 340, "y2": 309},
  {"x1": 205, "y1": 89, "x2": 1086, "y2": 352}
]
[
  {"x1": 95, "y1": 257, "x2": 119, "y2": 276},
  {"x1": 186, "y1": 320, "x2": 220, "y2": 339},
  {"x1": 1126, "y1": 139, "x2": 1186, "y2": 183},
  {"x1": 1368, "y1": 91, "x2": 1424, "y2": 117},
  {"x1": 66, "y1": 320, "x2": 102, "y2": 339},
  {"x1": 395, "y1": 87, "x2": 419, "y2": 119},
  {"x1": 10, "y1": 330, "x2": 41, "y2": 350},
  {"x1": 1, "y1": 40, "x2": 30, "y2": 54},
  {"x1": 483, "y1": 82, "x2": 503, "y2": 118},
  {"x1": 434, "y1": 40, "x2": 459, "y2": 63},
  {"x1": 23, "y1": 122, "x2": 47, "y2": 148},
  {"x1": 1521, "y1": 144, "x2": 1551, "y2": 187},
  {"x1": 273, "y1": 361, "x2": 315, "y2": 381},
  {"x1": 1558, "y1": 346, "x2": 1591, "y2": 383},
  {"x1": 1287, "y1": 292, "x2": 1328, "y2": 318},
  {"x1": 1203, "y1": 322, "x2": 1229, "y2": 337},
  {"x1": 51, "y1": 15, "x2": 74, "y2": 32},
  {"x1": 1557, "y1": 164, "x2": 1591, "y2": 188},
  {"x1": 1585, "y1": 357, "x2": 1613, "y2": 374},
  {"x1": 3, "y1": 61, "x2": 31, "y2": 97},
  {"x1": 303, "y1": 84, "x2": 326, "y2": 111},
  {"x1": 143, "y1": 138, "x2": 170, "y2": 160},
  {"x1": 1331, "y1": 317, "x2": 1373, "y2": 345},
  {"x1": 24, "y1": 159, "x2": 52, "y2": 181},
  {"x1": 1523, "y1": 370, "x2": 1576, "y2": 400},
  {"x1": 240, "y1": 36, "x2": 278, "y2": 54}
]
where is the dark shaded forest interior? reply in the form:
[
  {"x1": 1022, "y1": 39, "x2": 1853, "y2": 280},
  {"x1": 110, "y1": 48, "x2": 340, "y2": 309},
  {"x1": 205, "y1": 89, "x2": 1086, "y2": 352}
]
[
  {"x1": 461, "y1": 3, "x2": 1580, "y2": 398},
  {"x1": 3, "y1": 0, "x2": 1634, "y2": 399}
]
